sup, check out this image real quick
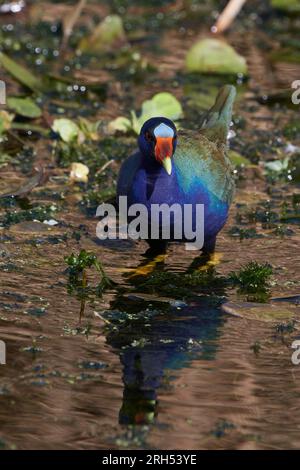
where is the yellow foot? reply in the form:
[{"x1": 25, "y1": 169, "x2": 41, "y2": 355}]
[
  {"x1": 128, "y1": 253, "x2": 168, "y2": 279},
  {"x1": 194, "y1": 252, "x2": 223, "y2": 272}
]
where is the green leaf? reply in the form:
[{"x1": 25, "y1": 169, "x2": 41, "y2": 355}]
[
  {"x1": 79, "y1": 15, "x2": 126, "y2": 53},
  {"x1": 78, "y1": 117, "x2": 100, "y2": 140},
  {"x1": 52, "y1": 118, "x2": 79, "y2": 143},
  {"x1": 186, "y1": 38, "x2": 248, "y2": 75},
  {"x1": 264, "y1": 157, "x2": 290, "y2": 172},
  {"x1": 0, "y1": 52, "x2": 43, "y2": 92},
  {"x1": 131, "y1": 92, "x2": 183, "y2": 134},
  {"x1": 107, "y1": 116, "x2": 132, "y2": 134},
  {"x1": 228, "y1": 150, "x2": 252, "y2": 167},
  {"x1": 0, "y1": 152, "x2": 12, "y2": 168},
  {"x1": 0, "y1": 110, "x2": 14, "y2": 135},
  {"x1": 7, "y1": 97, "x2": 42, "y2": 118},
  {"x1": 271, "y1": 0, "x2": 300, "y2": 12},
  {"x1": 11, "y1": 122, "x2": 49, "y2": 136}
]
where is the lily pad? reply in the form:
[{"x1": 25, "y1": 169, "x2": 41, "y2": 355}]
[
  {"x1": 131, "y1": 92, "x2": 183, "y2": 134},
  {"x1": 79, "y1": 15, "x2": 126, "y2": 53},
  {"x1": 0, "y1": 52, "x2": 43, "y2": 92},
  {"x1": 7, "y1": 97, "x2": 42, "y2": 119},
  {"x1": 52, "y1": 118, "x2": 79, "y2": 143},
  {"x1": 186, "y1": 38, "x2": 248, "y2": 75}
]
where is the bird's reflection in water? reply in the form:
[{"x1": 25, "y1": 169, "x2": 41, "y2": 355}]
[{"x1": 105, "y1": 248, "x2": 226, "y2": 426}]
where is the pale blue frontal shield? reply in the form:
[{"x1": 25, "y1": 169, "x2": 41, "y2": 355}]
[{"x1": 154, "y1": 123, "x2": 174, "y2": 138}]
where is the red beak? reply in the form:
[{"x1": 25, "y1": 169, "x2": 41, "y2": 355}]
[{"x1": 155, "y1": 137, "x2": 173, "y2": 162}]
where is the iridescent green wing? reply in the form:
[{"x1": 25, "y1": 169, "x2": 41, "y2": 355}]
[{"x1": 174, "y1": 131, "x2": 235, "y2": 204}]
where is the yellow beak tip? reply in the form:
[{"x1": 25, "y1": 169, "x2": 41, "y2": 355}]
[{"x1": 162, "y1": 157, "x2": 172, "y2": 175}]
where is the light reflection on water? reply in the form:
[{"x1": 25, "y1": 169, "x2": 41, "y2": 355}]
[{"x1": 0, "y1": 240, "x2": 300, "y2": 450}]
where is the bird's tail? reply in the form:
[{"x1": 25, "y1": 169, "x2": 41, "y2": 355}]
[{"x1": 199, "y1": 85, "x2": 236, "y2": 145}]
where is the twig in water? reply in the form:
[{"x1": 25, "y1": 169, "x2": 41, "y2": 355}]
[
  {"x1": 79, "y1": 269, "x2": 87, "y2": 323},
  {"x1": 95, "y1": 159, "x2": 114, "y2": 177},
  {"x1": 0, "y1": 165, "x2": 46, "y2": 199},
  {"x1": 62, "y1": 0, "x2": 87, "y2": 49},
  {"x1": 212, "y1": 0, "x2": 247, "y2": 34}
]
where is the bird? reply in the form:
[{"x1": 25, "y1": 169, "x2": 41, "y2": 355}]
[{"x1": 117, "y1": 85, "x2": 236, "y2": 255}]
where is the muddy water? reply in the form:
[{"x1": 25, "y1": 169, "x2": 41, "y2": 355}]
[{"x1": 1, "y1": 0, "x2": 300, "y2": 450}]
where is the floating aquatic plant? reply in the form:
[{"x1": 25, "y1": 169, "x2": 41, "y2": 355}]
[
  {"x1": 52, "y1": 117, "x2": 101, "y2": 144},
  {"x1": 52, "y1": 118, "x2": 79, "y2": 143},
  {"x1": 186, "y1": 38, "x2": 248, "y2": 75},
  {"x1": 108, "y1": 92, "x2": 183, "y2": 135}
]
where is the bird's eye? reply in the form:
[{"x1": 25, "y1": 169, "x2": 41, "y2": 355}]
[{"x1": 145, "y1": 131, "x2": 153, "y2": 142}]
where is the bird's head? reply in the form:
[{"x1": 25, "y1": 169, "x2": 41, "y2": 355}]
[{"x1": 138, "y1": 117, "x2": 177, "y2": 175}]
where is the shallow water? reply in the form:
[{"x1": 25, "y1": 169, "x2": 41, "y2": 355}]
[{"x1": 0, "y1": 0, "x2": 300, "y2": 450}]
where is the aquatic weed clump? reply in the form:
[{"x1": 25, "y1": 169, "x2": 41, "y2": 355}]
[
  {"x1": 228, "y1": 226, "x2": 263, "y2": 240},
  {"x1": 64, "y1": 249, "x2": 114, "y2": 321},
  {"x1": 136, "y1": 268, "x2": 226, "y2": 297},
  {"x1": 275, "y1": 321, "x2": 295, "y2": 335},
  {"x1": 211, "y1": 419, "x2": 235, "y2": 439},
  {"x1": 236, "y1": 201, "x2": 278, "y2": 228},
  {"x1": 0, "y1": 203, "x2": 58, "y2": 228},
  {"x1": 229, "y1": 261, "x2": 273, "y2": 294},
  {"x1": 64, "y1": 249, "x2": 112, "y2": 293}
]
